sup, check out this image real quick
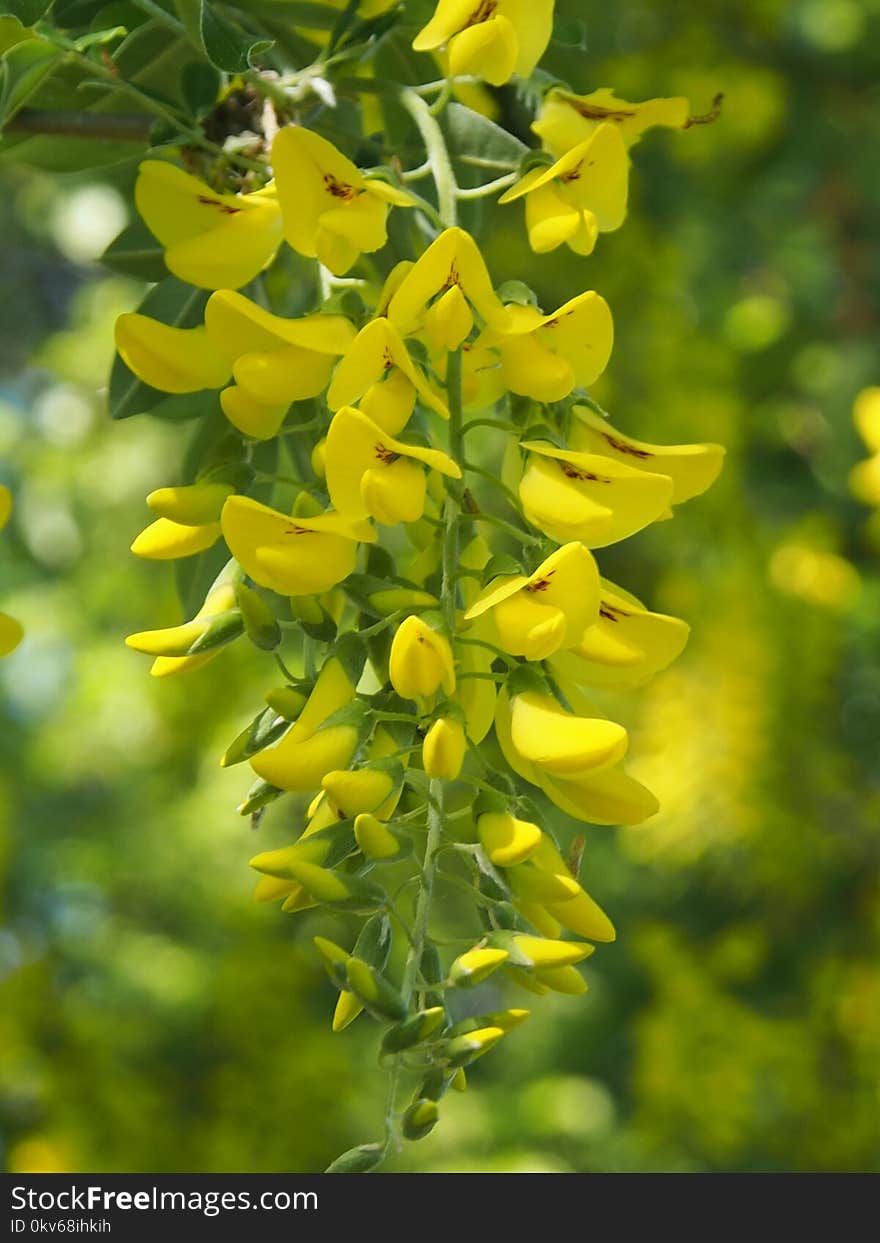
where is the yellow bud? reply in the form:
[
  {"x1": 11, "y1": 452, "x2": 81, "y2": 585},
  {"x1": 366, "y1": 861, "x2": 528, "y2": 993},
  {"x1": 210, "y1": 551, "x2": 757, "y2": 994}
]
[
  {"x1": 354, "y1": 813, "x2": 405, "y2": 861},
  {"x1": 322, "y1": 768, "x2": 395, "y2": 818},
  {"x1": 449, "y1": 945, "x2": 509, "y2": 987},
  {"x1": 422, "y1": 717, "x2": 466, "y2": 780},
  {"x1": 389, "y1": 615, "x2": 456, "y2": 701},
  {"x1": 402, "y1": 1098, "x2": 440, "y2": 1141},
  {"x1": 332, "y1": 990, "x2": 364, "y2": 1032},
  {"x1": 477, "y1": 812, "x2": 541, "y2": 866},
  {"x1": 146, "y1": 482, "x2": 234, "y2": 525}
]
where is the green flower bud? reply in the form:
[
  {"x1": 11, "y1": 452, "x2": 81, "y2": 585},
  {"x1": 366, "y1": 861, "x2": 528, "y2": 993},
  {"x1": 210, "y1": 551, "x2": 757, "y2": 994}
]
[
  {"x1": 221, "y1": 706, "x2": 289, "y2": 767},
  {"x1": 402, "y1": 1098, "x2": 439, "y2": 1141},
  {"x1": 381, "y1": 1007, "x2": 446, "y2": 1054},
  {"x1": 449, "y1": 945, "x2": 509, "y2": 987},
  {"x1": 325, "y1": 1143, "x2": 384, "y2": 1173},
  {"x1": 345, "y1": 958, "x2": 407, "y2": 1022},
  {"x1": 288, "y1": 861, "x2": 386, "y2": 914},
  {"x1": 440, "y1": 1025, "x2": 505, "y2": 1068}
]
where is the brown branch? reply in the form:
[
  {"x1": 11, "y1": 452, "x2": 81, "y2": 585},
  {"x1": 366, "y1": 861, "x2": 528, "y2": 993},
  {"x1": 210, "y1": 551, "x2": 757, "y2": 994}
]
[{"x1": 3, "y1": 109, "x2": 152, "y2": 142}]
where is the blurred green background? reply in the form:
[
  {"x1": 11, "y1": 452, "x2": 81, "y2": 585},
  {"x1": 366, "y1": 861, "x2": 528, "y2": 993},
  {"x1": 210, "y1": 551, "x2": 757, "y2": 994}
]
[{"x1": 2, "y1": 0, "x2": 880, "y2": 1173}]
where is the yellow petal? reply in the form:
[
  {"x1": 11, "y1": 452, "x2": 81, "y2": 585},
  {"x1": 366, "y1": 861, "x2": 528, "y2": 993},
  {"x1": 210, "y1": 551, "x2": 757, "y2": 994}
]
[
  {"x1": 510, "y1": 691, "x2": 628, "y2": 777},
  {"x1": 389, "y1": 614, "x2": 456, "y2": 700},
  {"x1": 0, "y1": 485, "x2": 11, "y2": 532},
  {"x1": 541, "y1": 766, "x2": 659, "y2": 826},
  {"x1": 477, "y1": 812, "x2": 541, "y2": 866},
  {"x1": 570, "y1": 406, "x2": 724, "y2": 504},
  {"x1": 233, "y1": 346, "x2": 335, "y2": 404},
  {"x1": 220, "y1": 387, "x2": 289, "y2": 440},
  {"x1": 146, "y1": 482, "x2": 233, "y2": 525},
  {"x1": 854, "y1": 387, "x2": 880, "y2": 454},
  {"x1": 449, "y1": 16, "x2": 518, "y2": 87},
  {"x1": 534, "y1": 87, "x2": 690, "y2": 158},
  {"x1": 328, "y1": 317, "x2": 448, "y2": 419},
  {"x1": 205, "y1": 290, "x2": 356, "y2": 360},
  {"x1": 388, "y1": 227, "x2": 510, "y2": 336},
  {"x1": 221, "y1": 495, "x2": 371, "y2": 595},
  {"x1": 272, "y1": 127, "x2": 364, "y2": 259},
  {"x1": 115, "y1": 316, "x2": 229, "y2": 394},
  {"x1": 519, "y1": 444, "x2": 673, "y2": 547},
  {"x1": 130, "y1": 517, "x2": 221, "y2": 560}
]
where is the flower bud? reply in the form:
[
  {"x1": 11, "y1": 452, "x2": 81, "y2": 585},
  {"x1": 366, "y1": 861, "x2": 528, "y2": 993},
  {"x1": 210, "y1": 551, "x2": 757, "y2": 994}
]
[
  {"x1": 235, "y1": 582, "x2": 281, "y2": 651},
  {"x1": 389, "y1": 615, "x2": 456, "y2": 702},
  {"x1": 146, "y1": 482, "x2": 233, "y2": 525},
  {"x1": 354, "y1": 813, "x2": 410, "y2": 862},
  {"x1": 345, "y1": 958, "x2": 407, "y2": 1022},
  {"x1": 381, "y1": 1007, "x2": 446, "y2": 1054},
  {"x1": 332, "y1": 990, "x2": 364, "y2": 1032},
  {"x1": 422, "y1": 717, "x2": 466, "y2": 780},
  {"x1": 402, "y1": 1098, "x2": 439, "y2": 1141},
  {"x1": 477, "y1": 812, "x2": 541, "y2": 866},
  {"x1": 325, "y1": 1143, "x2": 384, "y2": 1173},
  {"x1": 287, "y1": 861, "x2": 386, "y2": 914},
  {"x1": 441, "y1": 1025, "x2": 505, "y2": 1068},
  {"x1": 449, "y1": 945, "x2": 509, "y2": 987}
]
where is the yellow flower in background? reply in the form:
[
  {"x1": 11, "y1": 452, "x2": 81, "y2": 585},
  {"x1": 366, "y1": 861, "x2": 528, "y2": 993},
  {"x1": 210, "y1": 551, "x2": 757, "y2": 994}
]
[
  {"x1": 250, "y1": 655, "x2": 360, "y2": 792},
  {"x1": 272, "y1": 127, "x2": 413, "y2": 275},
  {"x1": 464, "y1": 542, "x2": 599, "y2": 661},
  {"x1": 221, "y1": 496, "x2": 373, "y2": 596},
  {"x1": 135, "y1": 160, "x2": 283, "y2": 290},
  {"x1": 127, "y1": 560, "x2": 243, "y2": 678},
  {"x1": 517, "y1": 440, "x2": 673, "y2": 547},
  {"x1": 482, "y1": 291, "x2": 614, "y2": 402},
  {"x1": 0, "y1": 485, "x2": 23, "y2": 657},
  {"x1": 569, "y1": 406, "x2": 725, "y2": 506},
  {"x1": 205, "y1": 290, "x2": 356, "y2": 439},
  {"x1": 850, "y1": 386, "x2": 880, "y2": 506},
  {"x1": 327, "y1": 316, "x2": 448, "y2": 429},
  {"x1": 388, "y1": 227, "x2": 511, "y2": 343},
  {"x1": 498, "y1": 123, "x2": 629, "y2": 255},
  {"x1": 533, "y1": 87, "x2": 690, "y2": 159},
  {"x1": 324, "y1": 405, "x2": 461, "y2": 526},
  {"x1": 413, "y1": 0, "x2": 554, "y2": 87},
  {"x1": 389, "y1": 615, "x2": 456, "y2": 701},
  {"x1": 549, "y1": 578, "x2": 690, "y2": 692}
]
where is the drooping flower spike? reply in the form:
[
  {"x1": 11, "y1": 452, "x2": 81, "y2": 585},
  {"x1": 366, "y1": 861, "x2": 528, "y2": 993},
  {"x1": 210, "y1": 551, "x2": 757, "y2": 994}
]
[{"x1": 108, "y1": 7, "x2": 725, "y2": 1165}]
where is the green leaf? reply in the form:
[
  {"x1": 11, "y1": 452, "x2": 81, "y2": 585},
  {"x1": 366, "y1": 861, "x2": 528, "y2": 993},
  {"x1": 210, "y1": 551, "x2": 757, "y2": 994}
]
[
  {"x1": 445, "y1": 101, "x2": 529, "y2": 171},
  {"x1": 180, "y1": 59, "x2": 220, "y2": 118},
  {"x1": 150, "y1": 392, "x2": 219, "y2": 421},
  {"x1": 325, "y1": 1143, "x2": 384, "y2": 1174},
  {"x1": 200, "y1": 2, "x2": 272, "y2": 73},
  {"x1": 0, "y1": 1, "x2": 51, "y2": 23},
  {"x1": 0, "y1": 36, "x2": 62, "y2": 124},
  {"x1": 100, "y1": 219, "x2": 167, "y2": 282},
  {"x1": 108, "y1": 277, "x2": 209, "y2": 420}
]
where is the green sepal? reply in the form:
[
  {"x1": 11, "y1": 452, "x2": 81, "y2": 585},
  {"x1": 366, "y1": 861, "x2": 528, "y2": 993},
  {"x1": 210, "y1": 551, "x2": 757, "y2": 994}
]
[
  {"x1": 401, "y1": 1098, "x2": 439, "y2": 1142},
  {"x1": 380, "y1": 1007, "x2": 446, "y2": 1055},
  {"x1": 235, "y1": 582, "x2": 281, "y2": 651},
  {"x1": 236, "y1": 778, "x2": 284, "y2": 816},
  {"x1": 333, "y1": 631, "x2": 367, "y2": 688},
  {"x1": 187, "y1": 609, "x2": 244, "y2": 655},
  {"x1": 325, "y1": 1143, "x2": 384, "y2": 1174},
  {"x1": 221, "y1": 706, "x2": 289, "y2": 767},
  {"x1": 345, "y1": 957, "x2": 407, "y2": 1022},
  {"x1": 352, "y1": 911, "x2": 393, "y2": 971}
]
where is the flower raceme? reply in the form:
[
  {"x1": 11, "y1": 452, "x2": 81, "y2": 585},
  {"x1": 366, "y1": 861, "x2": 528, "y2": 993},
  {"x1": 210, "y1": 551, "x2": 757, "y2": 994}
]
[{"x1": 112, "y1": 53, "x2": 724, "y2": 1165}]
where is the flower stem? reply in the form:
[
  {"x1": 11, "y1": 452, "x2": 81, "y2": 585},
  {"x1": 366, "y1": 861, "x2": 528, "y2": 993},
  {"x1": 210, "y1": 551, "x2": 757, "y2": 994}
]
[{"x1": 399, "y1": 88, "x2": 458, "y2": 228}]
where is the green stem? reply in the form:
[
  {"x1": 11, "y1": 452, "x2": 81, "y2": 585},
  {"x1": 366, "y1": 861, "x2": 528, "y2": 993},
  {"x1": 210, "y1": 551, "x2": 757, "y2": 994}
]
[
  {"x1": 441, "y1": 350, "x2": 464, "y2": 636},
  {"x1": 456, "y1": 172, "x2": 518, "y2": 200},
  {"x1": 399, "y1": 88, "x2": 458, "y2": 229}
]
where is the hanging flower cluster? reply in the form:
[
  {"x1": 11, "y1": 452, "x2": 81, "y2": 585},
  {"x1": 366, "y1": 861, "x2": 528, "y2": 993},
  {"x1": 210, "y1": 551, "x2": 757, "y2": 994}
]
[{"x1": 113, "y1": 0, "x2": 723, "y2": 1170}]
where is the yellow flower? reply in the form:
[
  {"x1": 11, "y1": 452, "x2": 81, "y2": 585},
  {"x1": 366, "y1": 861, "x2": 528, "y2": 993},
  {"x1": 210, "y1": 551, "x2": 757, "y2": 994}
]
[
  {"x1": 422, "y1": 716, "x2": 467, "y2": 779},
  {"x1": 127, "y1": 560, "x2": 243, "y2": 678},
  {"x1": 569, "y1": 406, "x2": 725, "y2": 505},
  {"x1": 413, "y1": 0, "x2": 554, "y2": 87},
  {"x1": 146, "y1": 482, "x2": 234, "y2": 525},
  {"x1": 851, "y1": 388, "x2": 880, "y2": 506},
  {"x1": 533, "y1": 87, "x2": 690, "y2": 159},
  {"x1": 272, "y1": 127, "x2": 413, "y2": 275},
  {"x1": 502, "y1": 830, "x2": 616, "y2": 942},
  {"x1": 324, "y1": 406, "x2": 461, "y2": 527},
  {"x1": 221, "y1": 495, "x2": 373, "y2": 596},
  {"x1": 205, "y1": 290, "x2": 356, "y2": 439},
  {"x1": 135, "y1": 160, "x2": 283, "y2": 289},
  {"x1": 498, "y1": 123, "x2": 629, "y2": 255},
  {"x1": 388, "y1": 227, "x2": 511, "y2": 344},
  {"x1": 549, "y1": 578, "x2": 690, "y2": 691},
  {"x1": 115, "y1": 292, "x2": 355, "y2": 441},
  {"x1": 464, "y1": 542, "x2": 599, "y2": 661},
  {"x1": 517, "y1": 439, "x2": 673, "y2": 547},
  {"x1": 494, "y1": 688, "x2": 658, "y2": 826},
  {"x1": 327, "y1": 316, "x2": 449, "y2": 430},
  {"x1": 450, "y1": 945, "x2": 510, "y2": 986},
  {"x1": 480, "y1": 291, "x2": 614, "y2": 402},
  {"x1": 389, "y1": 615, "x2": 456, "y2": 701},
  {"x1": 250, "y1": 655, "x2": 360, "y2": 793}
]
